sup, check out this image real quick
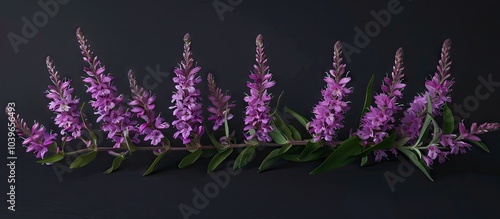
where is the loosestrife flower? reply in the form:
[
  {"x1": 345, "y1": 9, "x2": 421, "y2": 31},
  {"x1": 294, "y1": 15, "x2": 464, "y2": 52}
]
[
  {"x1": 309, "y1": 41, "x2": 352, "y2": 143},
  {"x1": 423, "y1": 122, "x2": 500, "y2": 167},
  {"x1": 243, "y1": 34, "x2": 275, "y2": 142},
  {"x1": 170, "y1": 33, "x2": 204, "y2": 144},
  {"x1": 356, "y1": 48, "x2": 405, "y2": 161},
  {"x1": 45, "y1": 56, "x2": 85, "y2": 142},
  {"x1": 8, "y1": 112, "x2": 57, "y2": 159},
  {"x1": 128, "y1": 70, "x2": 169, "y2": 146},
  {"x1": 77, "y1": 28, "x2": 139, "y2": 148},
  {"x1": 399, "y1": 39, "x2": 454, "y2": 141},
  {"x1": 207, "y1": 73, "x2": 235, "y2": 131}
]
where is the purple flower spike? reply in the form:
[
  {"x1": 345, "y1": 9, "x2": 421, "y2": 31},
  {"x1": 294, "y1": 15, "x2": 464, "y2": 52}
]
[
  {"x1": 8, "y1": 112, "x2": 57, "y2": 159},
  {"x1": 309, "y1": 41, "x2": 352, "y2": 143},
  {"x1": 170, "y1": 33, "x2": 204, "y2": 145},
  {"x1": 128, "y1": 70, "x2": 169, "y2": 146},
  {"x1": 207, "y1": 73, "x2": 235, "y2": 131},
  {"x1": 45, "y1": 56, "x2": 85, "y2": 142},
  {"x1": 243, "y1": 34, "x2": 276, "y2": 142},
  {"x1": 357, "y1": 48, "x2": 405, "y2": 144},
  {"x1": 399, "y1": 39, "x2": 454, "y2": 141},
  {"x1": 76, "y1": 28, "x2": 139, "y2": 148}
]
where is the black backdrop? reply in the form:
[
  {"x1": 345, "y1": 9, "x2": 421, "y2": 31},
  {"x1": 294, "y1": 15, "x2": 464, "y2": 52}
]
[{"x1": 1, "y1": 0, "x2": 500, "y2": 218}]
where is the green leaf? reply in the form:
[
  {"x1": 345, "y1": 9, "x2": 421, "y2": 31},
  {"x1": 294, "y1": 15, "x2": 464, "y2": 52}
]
[
  {"x1": 310, "y1": 137, "x2": 363, "y2": 174},
  {"x1": 208, "y1": 148, "x2": 233, "y2": 173},
  {"x1": 143, "y1": 151, "x2": 168, "y2": 176},
  {"x1": 428, "y1": 114, "x2": 441, "y2": 144},
  {"x1": 288, "y1": 124, "x2": 302, "y2": 141},
  {"x1": 468, "y1": 140, "x2": 490, "y2": 153},
  {"x1": 361, "y1": 74, "x2": 375, "y2": 116},
  {"x1": 37, "y1": 153, "x2": 65, "y2": 164},
  {"x1": 284, "y1": 107, "x2": 309, "y2": 128},
  {"x1": 269, "y1": 128, "x2": 289, "y2": 145},
  {"x1": 48, "y1": 142, "x2": 58, "y2": 153},
  {"x1": 70, "y1": 151, "x2": 98, "y2": 169},
  {"x1": 206, "y1": 129, "x2": 224, "y2": 151},
  {"x1": 270, "y1": 91, "x2": 285, "y2": 116},
  {"x1": 178, "y1": 149, "x2": 203, "y2": 168},
  {"x1": 201, "y1": 149, "x2": 218, "y2": 158},
  {"x1": 123, "y1": 128, "x2": 137, "y2": 153},
  {"x1": 274, "y1": 113, "x2": 292, "y2": 139},
  {"x1": 278, "y1": 143, "x2": 293, "y2": 155},
  {"x1": 103, "y1": 155, "x2": 126, "y2": 174},
  {"x1": 412, "y1": 94, "x2": 434, "y2": 147},
  {"x1": 222, "y1": 102, "x2": 231, "y2": 139},
  {"x1": 233, "y1": 146, "x2": 256, "y2": 170},
  {"x1": 398, "y1": 147, "x2": 434, "y2": 181},
  {"x1": 258, "y1": 149, "x2": 281, "y2": 173},
  {"x1": 360, "y1": 156, "x2": 369, "y2": 166},
  {"x1": 442, "y1": 104, "x2": 454, "y2": 134},
  {"x1": 356, "y1": 132, "x2": 397, "y2": 157},
  {"x1": 281, "y1": 150, "x2": 328, "y2": 162},
  {"x1": 79, "y1": 102, "x2": 97, "y2": 140},
  {"x1": 298, "y1": 140, "x2": 321, "y2": 160}
]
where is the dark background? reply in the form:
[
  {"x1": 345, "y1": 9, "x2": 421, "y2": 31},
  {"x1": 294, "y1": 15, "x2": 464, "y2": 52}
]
[{"x1": 1, "y1": 0, "x2": 500, "y2": 218}]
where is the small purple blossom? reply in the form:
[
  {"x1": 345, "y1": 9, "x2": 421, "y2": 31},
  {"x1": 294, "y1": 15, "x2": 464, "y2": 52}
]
[
  {"x1": 207, "y1": 73, "x2": 235, "y2": 131},
  {"x1": 77, "y1": 28, "x2": 139, "y2": 148},
  {"x1": 309, "y1": 41, "x2": 352, "y2": 143},
  {"x1": 170, "y1": 33, "x2": 204, "y2": 144},
  {"x1": 357, "y1": 48, "x2": 405, "y2": 144},
  {"x1": 9, "y1": 113, "x2": 57, "y2": 159},
  {"x1": 399, "y1": 39, "x2": 454, "y2": 141},
  {"x1": 45, "y1": 56, "x2": 85, "y2": 142},
  {"x1": 243, "y1": 34, "x2": 276, "y2": 142},
  {"x1": 128, "y1": 70, "x2": 169, "y2": 146}
]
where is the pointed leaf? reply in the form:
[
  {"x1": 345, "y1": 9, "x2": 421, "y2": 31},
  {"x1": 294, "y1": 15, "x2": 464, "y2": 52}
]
[
  {"x1": 468, "y1": 140, "x2": 490, "y2": 153},
  {"x1": 360, "y1": 74, "x2": 375, "y2": 116},
  {"x1": 70, "y1": 151, "x2": 97, "y2": 169},
  {"x1": 287, "y1": 124, "x2": 302, "y2": 141},
  {"x1": 298, "y1": 140, "x2": 321, "y2": 160},
  {"x1": 206, "y1": 129, "x2": 224, "y2": 151},
  {"x1": 233, "y1": 146, "x2": 256, "y2": 170},
  {"x1": 208, "y1": 148, "x2": 233, "y2": 173},
  {"x1": 284, "y1": 107, "x2": 309, "y2": 128},
  {"x1": 269, "y1": 128, "x2": 289, "y2": 145},
  {"x1": 442, "y1": 104, "x2": 454, "y2": 134},
  {"x1": 258, "y1": 149, "x2": 281, "y2": 173},
  {"x1": 37, "y1": 153, "x2": 65, "y2": 164},
  {"x1": 178, "y1": 149, "x2": 203, "y2": 168},
  {"x1": 310, "y1": 137, "x2": 363, "y2": 174},
  {"x1": 143, "y1": 151, "x2": 168, "y2": 176},
  {"x1": 274, "y1": 112, "x2": 292, "y2": 139},
  {"x1": 398, "y1": 147, "x2": 434, "y2": 181},
  {"x1": 355, "y1": 132, "x2": 397, "y2": 157},
  {"x1": 103, "y1": 155, "x2": 126, "y2": 174}
]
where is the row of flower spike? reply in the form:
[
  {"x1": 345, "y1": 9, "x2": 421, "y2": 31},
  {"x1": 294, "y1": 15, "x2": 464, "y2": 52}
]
[{"x1": 5, "y1": 27, "x2": 499, "y2": 180}]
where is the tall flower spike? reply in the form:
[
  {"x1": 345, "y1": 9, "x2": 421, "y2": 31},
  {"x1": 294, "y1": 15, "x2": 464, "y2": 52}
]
[
  {"x1": 356, "y1": 48, "x2": 405, "y2": 161},
  {"x1": 243, "y1": 34, "x2": 275, "y2": 142},
  {"x1": 45, "y1": 56, "x2": 85, "y2": 142},
  {"x1": 399, "y1": 39, "x2": 454, "y2": 141},
  {"x1": 309, "y1": 41, "x2": 352, "y2": 143},
  {"x1": 76, "y1": 28, "x2": 139, "y2": 148},
  {"x1": 207, "y1": 73, "x2": 235, "y2": 131},
  {"x1": 170, "y1": 33, "x2": 204, "y2": 145},
  {"x1": 7, "y1": 110, "x2": 57, "y2": 159},
  {"x1": 128, "y1": 70, "x2": 169, "y2": 146}
]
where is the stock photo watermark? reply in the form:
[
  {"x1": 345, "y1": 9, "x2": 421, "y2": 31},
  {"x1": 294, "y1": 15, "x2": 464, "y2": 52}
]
[
  {"x1": 6, "y1": 102, "x2": 17, "y2": 212},
  {"x1": 342, "y1": 0, "x2": 412, "y2": 63},
  {"x1": 213, "y1": 0, "x2": 243, "y2": 21},
  {"x1": 7, "y1": 0, "x2": 71, "y2": 54},
  {"x1": 384, "y1": 73, "x2": 499, "y2": 192}
]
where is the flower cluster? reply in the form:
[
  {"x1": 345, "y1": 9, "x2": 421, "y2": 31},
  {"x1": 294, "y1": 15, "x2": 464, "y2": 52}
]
[
  {"x1": 356, "y1": 48, "x2": 405, "y2": 161},
  {"x1": 243, "y1": 34, "x2": 276, "y2": 142},
  {"x1": 128, "y1": 70, "x2": 169, "y2": 146},
  {"x1": 170, "y1": 33, "x2": 204, "y2": 144},
  {"x1": 399, "y1": 39, "x2": 454, "y2": 141},
  {"x1": 9, "y1": 113, "x2": 57, "y2": 159},
  {"x1": 423, "y1": 122, "x2": 500, "y2": 167},
  {"x1": 77, "y1": 28, "x2": 139, "y2": 148},
  {"x1": 309, "y1": 41, "x2": 352, "y2": 143},
  {"x1": 45, "y1": 56, "x2": 85, "y2": 142},
  {"x1": 207, "y1": 73, "x2": 235, "y2": 131}
]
